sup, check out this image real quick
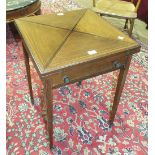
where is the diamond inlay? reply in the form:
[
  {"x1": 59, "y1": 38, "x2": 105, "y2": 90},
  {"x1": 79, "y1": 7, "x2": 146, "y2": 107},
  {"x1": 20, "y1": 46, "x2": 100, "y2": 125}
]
[{"x1": 15, "y1": 9, "x2": 138, "y2": 75}]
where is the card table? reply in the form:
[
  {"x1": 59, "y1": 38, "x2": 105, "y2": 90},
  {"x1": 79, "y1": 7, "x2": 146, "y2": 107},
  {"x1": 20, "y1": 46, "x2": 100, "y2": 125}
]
[{"x1": 15, "y1": 9, "x2": 140, "y2": 148}]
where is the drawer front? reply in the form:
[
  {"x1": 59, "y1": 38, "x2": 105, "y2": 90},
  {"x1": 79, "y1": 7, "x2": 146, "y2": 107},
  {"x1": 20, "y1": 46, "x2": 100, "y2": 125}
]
[{"x1": 51, "y1": 54, "x2": 127, "y2": 88}]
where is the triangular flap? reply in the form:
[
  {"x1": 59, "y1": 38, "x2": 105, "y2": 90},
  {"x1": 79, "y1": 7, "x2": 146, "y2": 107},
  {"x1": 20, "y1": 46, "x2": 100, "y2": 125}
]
[
  {"x1": 18, "y1": 9, "x2": 87, "y2": 30},
  {"x1": 45, "y1": 31, "x2": 135, "y2": 72},
  {"x1": 15, "y1": 20, "x2": 71, "y2": 71},
  {"x1": 74, "y1": 9, "x2": 134, "y2": 43}
]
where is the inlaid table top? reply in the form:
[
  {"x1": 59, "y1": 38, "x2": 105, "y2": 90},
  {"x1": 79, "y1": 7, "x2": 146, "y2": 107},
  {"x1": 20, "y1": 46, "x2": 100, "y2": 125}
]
[{"x1": 15, "y1": 9, "x2": 139, "y2": 76}]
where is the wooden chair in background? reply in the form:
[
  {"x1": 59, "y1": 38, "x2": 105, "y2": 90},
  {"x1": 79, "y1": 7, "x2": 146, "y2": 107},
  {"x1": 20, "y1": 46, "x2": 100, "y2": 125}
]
[{"x1": 92, "y1": 0, "x2": 141, "y2": 36}]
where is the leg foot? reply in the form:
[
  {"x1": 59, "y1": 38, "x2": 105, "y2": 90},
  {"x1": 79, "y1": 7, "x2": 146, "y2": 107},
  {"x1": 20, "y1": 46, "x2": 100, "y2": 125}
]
[
  {"x1": 108, "y1": 121, "x2": 114, "y2": 131},
  {"x1": 108, "y1": 121, "x2": 114, "y2": 128},
  {"x1": 76, "y1": 81, "x2": 82, "y2": 87}
]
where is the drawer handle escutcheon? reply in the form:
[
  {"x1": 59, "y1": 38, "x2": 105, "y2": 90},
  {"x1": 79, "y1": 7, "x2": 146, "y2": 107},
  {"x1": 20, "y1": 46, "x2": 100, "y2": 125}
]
[
  {"x1": 63, "y1": 75, "x2": 70, "y2": 84},
  {"x1": 113, "y1": 61, "x2": 124, "y2": 69}
]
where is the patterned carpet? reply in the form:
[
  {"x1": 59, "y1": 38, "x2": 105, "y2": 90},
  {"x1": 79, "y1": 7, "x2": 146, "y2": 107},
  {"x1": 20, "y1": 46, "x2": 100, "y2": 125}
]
[{"x1": 6, "y1": 0, "x2": 148, "y2": 154}]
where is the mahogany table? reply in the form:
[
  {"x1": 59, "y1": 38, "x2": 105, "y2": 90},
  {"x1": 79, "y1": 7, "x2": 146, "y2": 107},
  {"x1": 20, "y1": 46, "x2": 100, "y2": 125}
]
[
  {"x1": 15, "y1": 9, "x2": 140, "y2": 148},
  {"x1": 6, "y1": 0, "x2": 41, "y2": 23}
]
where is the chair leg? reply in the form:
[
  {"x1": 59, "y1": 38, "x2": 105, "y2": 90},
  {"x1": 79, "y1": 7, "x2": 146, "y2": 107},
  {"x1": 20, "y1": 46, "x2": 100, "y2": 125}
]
[
  {"x1": 128, "y1": 19, "x2": 135, "y2": 36},
  {"x1": 35, "y1": 8, "x2": 41, "y2": 15},
  {"x1": 124, "y1": 19, "x2": 129, "y2": 29}
]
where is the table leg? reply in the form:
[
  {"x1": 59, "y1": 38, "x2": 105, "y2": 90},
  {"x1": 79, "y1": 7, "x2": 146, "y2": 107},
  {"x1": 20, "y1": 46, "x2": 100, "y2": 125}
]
[
  {"x1": 109, "y1": 55, "x2": 132, "y2": 126},
  {"x1": 23, "y1": 44, "x2": 34, "y2": 104},
  {"x1": 43, "y1": 78, "x2": 53, "y2": 148}
]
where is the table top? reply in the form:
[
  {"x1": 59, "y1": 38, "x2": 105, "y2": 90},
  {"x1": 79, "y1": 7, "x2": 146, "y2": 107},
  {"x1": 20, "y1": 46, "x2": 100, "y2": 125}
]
[
  {"x1": 6, "y1": 0, "x2": 37, "y2": 11},
  {"x1": 15, "y1": 9, "x2": 139, "y2": 76}
]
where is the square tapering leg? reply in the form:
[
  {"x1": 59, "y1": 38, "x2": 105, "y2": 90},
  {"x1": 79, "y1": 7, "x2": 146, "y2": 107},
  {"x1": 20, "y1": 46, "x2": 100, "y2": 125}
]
[
  {"x1": 43, "y1": 78, "x2": 53, "y2": 148},
  {"x1": 109, "y1": 55, "x2": 132, "y2": 125},
  {"x1": 23, "y1": 44, "x2": 34, "y2": 104}
]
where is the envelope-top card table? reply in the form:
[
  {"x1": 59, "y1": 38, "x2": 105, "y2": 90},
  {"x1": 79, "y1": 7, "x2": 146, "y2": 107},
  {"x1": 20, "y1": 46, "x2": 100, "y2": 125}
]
[{"x1": 15, "y1": 9, "x2": 140, "y2": 148}]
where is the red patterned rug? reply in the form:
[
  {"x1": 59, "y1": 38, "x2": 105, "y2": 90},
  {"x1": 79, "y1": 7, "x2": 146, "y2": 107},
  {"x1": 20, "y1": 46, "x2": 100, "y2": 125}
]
[{"x1": 6, "y1": 0, "x2": 148, "y2": 154}]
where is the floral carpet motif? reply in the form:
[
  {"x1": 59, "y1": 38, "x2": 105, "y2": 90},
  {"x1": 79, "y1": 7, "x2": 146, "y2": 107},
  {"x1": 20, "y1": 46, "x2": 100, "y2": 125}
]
[{"x1": 6, "y1": 0, "x2": 148, "y2": 154}]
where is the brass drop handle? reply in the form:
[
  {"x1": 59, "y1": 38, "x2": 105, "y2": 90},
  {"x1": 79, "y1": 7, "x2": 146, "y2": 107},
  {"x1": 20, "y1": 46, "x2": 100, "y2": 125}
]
[
  {"x1": 63, "y1": 75, "x2": 70, "y2": 83},
  {"x1": 113, "y1": 61, "x2": 124, "y2": 69}
]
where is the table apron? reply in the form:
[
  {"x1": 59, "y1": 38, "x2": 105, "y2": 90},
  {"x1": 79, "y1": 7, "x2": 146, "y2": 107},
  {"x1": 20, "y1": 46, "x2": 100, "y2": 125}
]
[{"x1": 47, "y1": 53, "x2": 129, "y2": 89}]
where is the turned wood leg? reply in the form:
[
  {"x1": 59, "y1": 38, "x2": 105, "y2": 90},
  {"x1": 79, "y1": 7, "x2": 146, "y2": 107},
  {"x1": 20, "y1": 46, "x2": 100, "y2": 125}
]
[
  {"x1": 43, "y1": 78, "x2": 53, "y2": 148},
  {"x1": 109, "y1": 55, "x2": 132, "y2": 126},
  {"x1": 23, "y1": 44, "x2": 34, "y2": 104}
]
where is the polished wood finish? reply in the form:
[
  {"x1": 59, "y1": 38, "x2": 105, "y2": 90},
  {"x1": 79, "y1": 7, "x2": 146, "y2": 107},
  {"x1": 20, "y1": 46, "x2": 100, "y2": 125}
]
[
  {"x1": 15, "y1": 9, "x2": 140, "y2": 148},
  {"x1": 6, "y1": 0, "x2": 41, "y2": 23},
  {"x1": 92, "y1": 0, "x2": 141, "y2": 36},
  {"x1": 15, "y1": 9, "x2": 138, "y2": 75},
  {"x1": 23, "y1": 43, "x2": 34, "y2": 104}
]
